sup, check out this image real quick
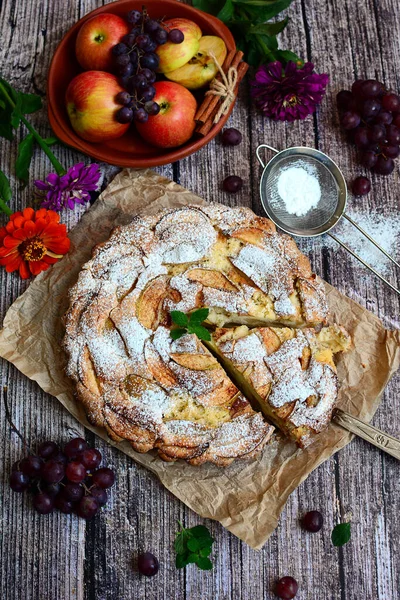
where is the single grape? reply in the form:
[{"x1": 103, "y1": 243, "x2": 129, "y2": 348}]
[
  {"x1": 64, "y1": 438, "x2": 88, "y2": 460},
  {"x1": 302, "y1": 510, "x2": 324, "y2": 532},
  {"x1": 361, "y1": 79, "x2": 383, "y2": 98},
  {"x1": 132, "y1": 73, "x2": 148, "y2": 91},
  {"x1": 112, "y1": 43, "x2": 129, "y2": 56},
  {"x1": 41, "y1": 460, "x2": 65, "y2": 483},
  {"x1": 64, "y1": 482, "x2": 84, "y2": 502},
  {"x1": 116, "y1": 107, "x2": 133, "y2": 124},
  {"x1": 133, "y1": 108, "x2": 149, "y2": 123},
  {"x1": 144, "y1": 101, "x2": 160, "y2": 116},
  {"x1": 89, "y1": 486, "x2": 108, "y2": 507},
  {"x1": 127, "y1": 10, "x2": 142, "y2": 25},
  {"x1": 33, "y1": 492, "x2": 54, "y2": 515},
  {"x1": 351, "y1": 80, "x2": 365, "y2": 97},
  {"x1": 144, "y1": 19, "x2": 160, "y2": 34},
  {"x1": 392, "y1": 113, "x2": 400, "y2": 128},
  {"x1": 368, "y1": 124, "x2": 385, "y2": 142},
  {"x1": 116, "y1": 91, "x2": 132, "y2": 106},
  {"x1": 137, "y1": 552, "x2": 159, "y2": 577},
  {"x1": 117, "y1": 62, "x2": 134, "y2": 77},
  {"x1": 141, "y1": 68, "x2": 156, "y2": 83},
  {"x1": 336, "y1": 90, "x2": 353, "y2": 112},
  {"x1": 20, "y1": 455, "x2": 43, "y2": 478},
  {"x1": 65, "y1": 462, "x2": 87, "y2": 483},
  {"x1": 382, "y1": 92, "x2": 400, "y2": 112},
  {"x1": 386, "y1": 124, "x2": 400, "y2": 144},
  {"x1": 9, "y1": 470, "x2": 30, "y2": 492},
  {"x1": 366, "y1": 142, "x2": 381, "y2": 154},
  {"x1": 354, "y1": 127, "x2": 369, "y2": 148},
  {"x1": 55, "y1": 494, "x2": 74, "y2": 514},
  {"x1": 373, "y1": 155, "x2": 395, "y2": 175},
  {"x1": 92, "y1": 467, "x2": 116, "y2": 489},
  {"x1": 136, "y1": 34, "x2": 151, "y2": 50},
  {"x1": 223, "y1": 175, "x2": 243, "y2": 193},
  {"x1": 154, "y1": 28, "x2": 168, "y2": 45},
  {"x1": 375, "y1": 110, "x2": 393, "y2": 126},
  {"x1": 140, "y1": 86, "x2": 156, "y2": 102},
  {"x1": 362, "y1": 99, "x2": 381, "y2": 119},
  {"x1": 221, "y1": 127, "x2": 242, "y2": 146},
  {"x1": 381, "y1": 144, "x2": 400, "y2": 158},
  {"x1": 122, "y1": 33, "x2": 137, "y2": 47},
  {"x1": 360, "y1": 150, "x2": 378, "y2": 169},
  {"x1": 168, "y1": 29, "x2": 184, "y2": 44},
  {"x1": 43, "y1": 482, "x2": 61, "y2": 498},
  {"x1": 38, "y1": 441, "x2": 59, "y2": 459},
  {"x1": 52, "y1": 452, "x2": 68, "y2": 466},
  {"x1": 145, "y1": 40, "x2": 158, "y2": 52},
  {"x1": 141, "y1": 53, "x2": 160, "y2": 71},
  {"x1": 120, "y1": 75, "x2": 131, "y2": 90},
  {"x1": 340, "y1": 111, "x2": 361, "y2": 130},
  {"x1": 115, "y1": 54, "x2": 131, "y2": 68},
  {"x1": 77, "y1": 496, "x2": 99, "y2": 520},
  {"x1": 81, "y1": 448, "x2": 102, "y2": 470},
  {"x1": 275, "y1": 577, "x2": 298, "y2": 599},
  {"x1": 130, "y1": 50, "x2": 139, "y2": 66}
]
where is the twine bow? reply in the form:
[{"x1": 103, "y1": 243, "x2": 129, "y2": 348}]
[{"x1": 205, "y1": 52, "x2": 238, "y2": 123}]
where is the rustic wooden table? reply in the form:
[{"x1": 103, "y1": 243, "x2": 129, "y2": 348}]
[{"x1": 1, "y1": 1, "x2": 400, "y2": 599}]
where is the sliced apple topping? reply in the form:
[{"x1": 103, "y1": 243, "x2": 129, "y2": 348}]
[
  {"x1": 136, "y1": 275, "x2": 171, "y2": 330},
  {"x1": 170, "y1": 352, "x2": 218, "y2": 371},
  {"x1": 165, "y1": 36, "x2": 227, "y2": 90},
  {"x1": 144, "y1": 340, "x2": 177, "y2": 388},
  {"x1": 186, "y1": 268, "x2": 238, "y2": 291}
]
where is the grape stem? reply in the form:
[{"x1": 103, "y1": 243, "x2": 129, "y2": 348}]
[
  {"x1": 3, "y1": 385, "x2": 32, "y2": 454},
  {"x1": 0, "y1": 81, "x2": 66, "y2": 177}
]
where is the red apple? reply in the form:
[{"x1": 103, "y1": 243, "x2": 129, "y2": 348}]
[
  {"x1": 135, "y1": 82, "x2": 197, "y2": 148},
  {"x1": 65, "y1": 71, "x2": 130, "y2": 143},
  {"x1": 75, "y1": 13, "x2": 129, "y2": 71}
]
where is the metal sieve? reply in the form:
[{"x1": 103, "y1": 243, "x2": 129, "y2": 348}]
[{"x1": 256, "y1": 144, "x2": 400, "y2": 295}]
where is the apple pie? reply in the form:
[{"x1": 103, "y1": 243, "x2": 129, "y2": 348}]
[{"x1": 63, "y1": 204, "x2": 348, "y2": 465}]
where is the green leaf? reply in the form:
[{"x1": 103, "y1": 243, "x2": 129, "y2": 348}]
[
  {"x1": 237, "y1": 0, "x2": 294, "y2": 22},
  {"x1": 10, "y1": 93, "x2": 22, "y2": 129},
  {"x1": 332, "y1": 522, "x2": 351, "y2": 547},
  {"x1": 189, "y1": 525, "x2": 214, "y2": 545},
  {"x1": 43, "y1": 136, "x2": 58, "y2": 146},
  {"x1": 217, "y1": 0, "x2": 235, "y2": 21},
  {"x1": 0, "y1": 121, "x2": 13, "y2": 141},
  {"x1": 15, "y1": 133, "x2": 35, "y2": 186},
  {"x1": 199, "y1": 546, "x2": 212, "y2": 558},
  {"x1": 170, "y1": 310, "x2": 189, "y2": 327},
  {"x1": 187, "y1": 537, "x2": 201, "y2": 552},
  {"x1": 187, "y1": 552, "x2": 199, "y2": 564},
  {"x1": 17, "y1": 92, "x2": 42, "y2": 115},
  {"x1": 176, "y1": 553, "x2": 190, "y2": 569},
  {"x1": 247, "y1": 17, "x2": 288, "y2": 36},
  {"x1": 192, "y1": 0, "x2": 226, "y2": 15},
  {"x1": 188, "y1": 307, "x2": 209, "y2": 326},
  {"x1": 174, "y1": 532, "x2": 186, "y2": 555},
  {"x1": 0, "y1": 77, "x2": 18, "y2": 103},
  {"x1": 188, "y1": 325, "x2": 211, "y2": 341},
  {"x1": 197, "y1": 557, "x2": 213, "y2": 570},
  {"x1": 170, "y1": 327, "x2": 187, "y2": 340},
  {"x1": 275, "y1": 49, "x2": 303, "y2": 65},
  {"x1": 0, "y1": 170, "x2": 12, "y2": 203}
]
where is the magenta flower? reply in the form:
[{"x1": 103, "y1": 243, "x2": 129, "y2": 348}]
[
  {"x1": 34, "y1": 163, "x2": 101, "y2": 211},
  {"x1": 250, "y1": 61, "x2": 329, "y2": 122}
]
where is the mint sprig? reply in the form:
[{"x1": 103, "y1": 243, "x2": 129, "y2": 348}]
[
  {"x1": 331, "y1": 522, "x2": 351, "y2": 547},
  {"x1": 170, "y1": 308, "x2": 211, "y2": 341},
  {"x1": 174, "y1": 522, "x2": 215, "y2": 570}
]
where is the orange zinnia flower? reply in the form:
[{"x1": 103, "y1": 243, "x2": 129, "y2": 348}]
[{"x1": 0, "y1": 207, "x2": 70, "y2": 279}]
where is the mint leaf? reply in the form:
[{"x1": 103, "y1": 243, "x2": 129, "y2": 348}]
[
  {"x1": 174, "y1": 531, "x2": 186, "y2": 555},
  {"x1": 187, "y1": 553, "x2": 199, "y2": 564},
  {"x1": 176, "y1": 553, "x2": 189, "y2": 569},
  {"x1": 15, "y1": 133, "x2": 34, "y2": 186},
  {"x1": 199, "y1": 546, "x2": 212, "y2": 558},
  {"x1": 188, "y1": 307, "x2": 209, "y2": 326},
  {"x1": 189, "y1": 525, "x2": 213, "y2": 540},
  {"x1": 217, "y1": 0, "x2": 235, "y2": 21},
  {"x1": 171, "y1": 310, "x2": 189, "y2": 327},
  {"x1": 0, "y1": 170, "x2": 12, "y2": 203},
  {"x1": 170, "y1": 328, "x2": 187, "y2": 340},
  {"x1": 188, "y1": 325, "x2": 211, "y2": 342},
  {"x1": 332, "y1": 522, "x2": 351, "y2": 547},
  {"x1": 18, "y1": 92, "x2": 42, "y2": 115},
  {"x1": 197, "y1": 557, "x2": 213, "y2": 570},
  {"x1": 187, "y1": 538, "x2": 200, "y2": 552}
]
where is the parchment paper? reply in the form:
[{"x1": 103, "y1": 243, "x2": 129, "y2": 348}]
[{"x1": 1, "y1": 169, "x2": 399, "y2": 550}]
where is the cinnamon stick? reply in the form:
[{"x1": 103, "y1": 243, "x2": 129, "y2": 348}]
[
  {"x1": 195, "y1": 49, "x2": 240, "y2": 124},
  {"x1": 196, "y1": 60, "x2": 249, "y2": 137}
]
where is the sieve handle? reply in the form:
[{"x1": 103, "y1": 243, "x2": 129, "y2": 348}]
[
  {"x1": 333, "y1": 409, "x2": 400, "y2": 461},
  {"x1": 328, "y1": 232, "x2": 400, "y2": 295},
  {"x1": 256, "y1": 144, "x2": 279, "y2": 168}
]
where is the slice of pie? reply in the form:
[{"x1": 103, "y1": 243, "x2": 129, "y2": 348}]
[{"x1": 209, "y1": 324, "x2": 351, "y2": 447}]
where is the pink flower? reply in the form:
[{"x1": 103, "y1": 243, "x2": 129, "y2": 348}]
[
  {"x1": 250, "y1": 61, "x2": 329, "y2": 121},
  {"x1": 34, "y1": 163, "x2": 101, "y2": 211}
]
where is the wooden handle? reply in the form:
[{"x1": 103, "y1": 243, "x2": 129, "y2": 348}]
[{"x1": 333, "y1": 408, "x2": 400, "y2": 460}]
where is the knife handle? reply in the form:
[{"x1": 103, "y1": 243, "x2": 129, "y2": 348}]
[{"x1": 333, "y1": 408, "x2": 400, "y2": 461}]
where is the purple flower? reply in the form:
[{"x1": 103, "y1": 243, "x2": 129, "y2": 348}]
[
  {"x1": 34, "y1": 163, "x2": 102, "y2": 211},
  {"x1": 250, "y1": 61, "x2": 329, "y2": 122}
]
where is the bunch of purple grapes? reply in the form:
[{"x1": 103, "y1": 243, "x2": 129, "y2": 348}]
[
  {"x1": 9, "y1": 437, "x2": 115, "y2": 519},
  {"x1": 112, "y1": 8, "x2": 184, "y2": 125},
  {"x1": 337, "y1": 79, "x2": 400, "y2": 176}
]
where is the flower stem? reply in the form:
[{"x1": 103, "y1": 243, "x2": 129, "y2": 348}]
[{"x1": 0, "y1": 81, "x2": 66, "y2": 177}]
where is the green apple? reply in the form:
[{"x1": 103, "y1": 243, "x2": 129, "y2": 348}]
[
  {"x1": 165, "y1": 36, "x2": 227, "y2": 90},
  {"x1": 156, "y1": 18, "x2": 202, "y2": 73}
]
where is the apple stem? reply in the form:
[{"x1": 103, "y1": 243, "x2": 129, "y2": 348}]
[{"x1": 0, "y1": 81, "x2": 66, "y2": 177}]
